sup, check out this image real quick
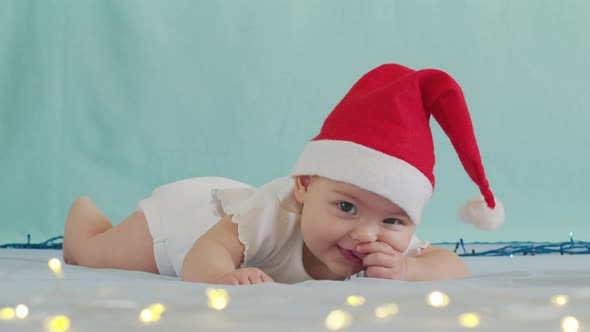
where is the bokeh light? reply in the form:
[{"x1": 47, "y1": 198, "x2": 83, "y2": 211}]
[
  {"x1": 207, "y1": 288, "x2": 230, "y2": 311},
  {"x1": 346, "y1": 296, "x2": 365, "y2": 307},
  {"x1": 458, "y1": 312, "x2": 480, "y2": 328},
  {"x1": 325, "y1": 310, "x2": 352, "y2": 330},
  {"x1": 48, "y1": 258, "x2": 63, "y2": 279},
  {"x1": 551, "y1": 295, "x2": 569, "y2": 306},
  {"x1": 139, "y1": 308, "x2": 154, "y2": 323},
  {"x1": 45, "y1": 315, "x2": 71, "y2": 332},
  {"x1": 374, "y1": 304, "x2": 399, "y2": 319},
  {"x1": 427, "y1": 291, "x2": 450, "y2": 307},
  {"x1": 0, "y1": 307, "x2": 16, "y2": 320},
  {"x1": 15, "y1": 304, "x2": 29, "y2": 319},
  {"x1": 561, "y1": 316, "x2": 579, "y2": 332}
]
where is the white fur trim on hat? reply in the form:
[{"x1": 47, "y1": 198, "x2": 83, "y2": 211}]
[
  {"x1": 459, "y1": 196, "x2": 505, "y2": 230},
  {"x1": 290, "y1": 140, "x2": 433, "y2": 224}
]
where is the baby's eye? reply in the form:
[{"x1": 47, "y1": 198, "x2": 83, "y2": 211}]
[
  {"x1": 337, "y1": 202, "x2": 357, "y2": 214},
  {"x1": 383, "y1": 218, "x2": 403, "y2": 225}
]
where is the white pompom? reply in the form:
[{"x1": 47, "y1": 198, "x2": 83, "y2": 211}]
[{"x1": 459, "y1": 196, "x2": 505, "y2": 230}]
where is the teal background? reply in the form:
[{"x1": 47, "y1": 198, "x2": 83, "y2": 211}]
[{"x1": 1, "y1": 0, "x2": 589, "y2": 244}]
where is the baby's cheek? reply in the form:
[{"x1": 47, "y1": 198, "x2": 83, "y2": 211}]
[
  {"x1": 381, "y1": 233, "x2": 412, "y2": 253},
  {"x1": 400, "y1": 233, "x2": 415, "y2": 253}
]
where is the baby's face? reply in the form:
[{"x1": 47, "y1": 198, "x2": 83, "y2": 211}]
[{"x1": 294, "y1": 176, "x2": 416, "y2": 280}]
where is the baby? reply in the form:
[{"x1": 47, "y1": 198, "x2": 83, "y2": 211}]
[{"x1": 63, "y1": 63, "x2": 504, "y2": 285}]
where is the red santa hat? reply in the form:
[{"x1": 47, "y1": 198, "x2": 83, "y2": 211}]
[{"x1": 291, "y1": 63, "x2": 504, "y2": 230}]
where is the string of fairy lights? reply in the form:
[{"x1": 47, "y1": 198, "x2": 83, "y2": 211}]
[
  {"x1": 0, "y1": 256, "x2": 583, "y2": 332},
  {"x1": 453, "y1": 233, "x2": 590, "y2": 257},
  {"x1": 2, "y1": 234, "x2": 589, "y2": 256},
  {"x1": 0, "y1": 235, "x2": 63, "y2": 250}
]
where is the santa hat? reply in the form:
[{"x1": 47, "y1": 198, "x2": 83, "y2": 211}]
[{"x1": 291, "y1": 64, "x2": 504, "y2": 230}]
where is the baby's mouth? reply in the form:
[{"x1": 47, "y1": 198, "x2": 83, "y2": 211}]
[
  {"x1": 337, "y1": 246, "x2": 366, "y2": 265},
  {"x1": 351, "y1": 249, "x2": 366, "y2": 260}
]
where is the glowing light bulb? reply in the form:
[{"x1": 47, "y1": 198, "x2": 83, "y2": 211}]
[
  {"x1": 374, "y1": 304, "x2": 399, "y2": 319},
  {"x1": 15, "y1": 304, "x2": 29, "y2": 319},
  {"x1": 208, "y1": 295, "x2": 229, "y2": 310},
  {"x1": 206, "y1": 288, "x2": 230, "y2": 310},
  {"x1": 427, "y1": 291, "x2": 450, "y2": 307},
  {"x1": 458, "y1": 312, "x2": 480, "y2": 328},
  {"x1": 139, "y1": 308, "x2": 154, "y2": 323},
  {"x1": 346, "y1": 295, "x2": 366, "y2": 306},
  {"x1": 561, "y1": 316, "x2": 579, "y2": 332},
  {"x1": 45, "y1": 315, "x2": 71, "y2": 332},
  {"x1": 551, "y1": 295, "x2": 569, "y2": 306},
  {"x1": 149, "y1": 303, "x2": 165, "y2": 314},
  {"x1": 148, "y1": 303, "x2": 165, "y2": 321},
  {"x1": 0, "y1": 307, "x2": 16, "y2": 320},
  {"x1": 48, "y1": 258, "x2": 63, "y2": 279},
  {"x1": 325, "y1": 310, "x2": 352, "y2": 330}
]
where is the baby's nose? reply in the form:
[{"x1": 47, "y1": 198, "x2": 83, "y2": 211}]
[{"x1": 350, "y1": 225, "x2": 378, "y2": 243}]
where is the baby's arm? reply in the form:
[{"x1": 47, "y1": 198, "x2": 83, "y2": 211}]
[
  {"x1": 182, "y1": 214, "x2": 242, "y2": 282},
  {"x1": 405, "y1": 246, "x2": 470, "y2": 281},
  {"x1": 181, "y1": 214, "x2": 273, "y2": 285}
]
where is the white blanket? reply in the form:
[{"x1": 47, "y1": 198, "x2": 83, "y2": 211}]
[{"x1": 0, "y1": 249, "x2": 588, "y2": 331}]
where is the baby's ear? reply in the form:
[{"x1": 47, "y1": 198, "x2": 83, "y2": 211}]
[{"x1": 293, "y1": 176, "x2": 312, "y2": 203}]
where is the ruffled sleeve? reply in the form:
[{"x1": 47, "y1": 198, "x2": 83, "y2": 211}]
[
  {"x1": 213, "y1": 177, "x2": 301, "y2": 269},
  {"x1": 403, "y1": 234, "x2": 430, "y2": 257}
]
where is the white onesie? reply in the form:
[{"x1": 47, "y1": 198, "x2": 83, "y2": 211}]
[{"x1": 138, "y1": 176, "x2": 429, "y2": 284}]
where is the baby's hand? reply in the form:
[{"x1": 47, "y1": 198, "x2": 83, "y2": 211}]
[
  {"x1": 216, "y1": 267, "x2": 274, "y2": 285},
  {"x1": 356, "y1": 242, "x2": 408, "y2": 281}
]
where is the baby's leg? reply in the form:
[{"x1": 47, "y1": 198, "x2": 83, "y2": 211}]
[{"x1": 62, "y1": 196, "x2": 158, "y2": 273}]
